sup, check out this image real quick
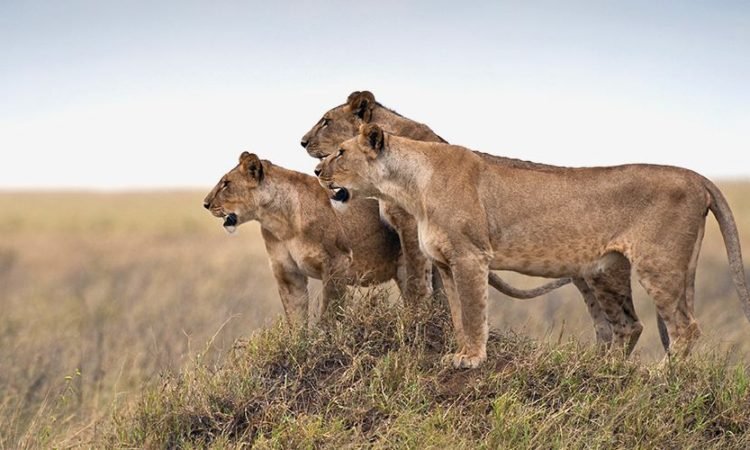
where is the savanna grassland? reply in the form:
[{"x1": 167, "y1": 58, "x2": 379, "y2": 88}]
[{"x1": 1, "y1": 184, "x2": 750, "y2": 448}]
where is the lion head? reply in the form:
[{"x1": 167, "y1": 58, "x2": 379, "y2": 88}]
[
  {"x1": 316, "y1": 123, "x2": 386, "y2": 204},
  {"x1": 203, "y1": 151, "x2": 266, "y2": 233},
  {"x1": 300, "y1": 90, "x2": 377, "y2": 159}
]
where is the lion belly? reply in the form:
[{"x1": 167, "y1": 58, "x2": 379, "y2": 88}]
[{"x1": 490, "y1": 237, "x2": 614, "y2": 279}]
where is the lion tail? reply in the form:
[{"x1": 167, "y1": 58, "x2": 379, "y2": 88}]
[
  {"x1": 704, "y1": 178, "x2": 750, "y2": 322},
  {"x1": 488, "y1": 273, "x2": 572, "y2": 299}
]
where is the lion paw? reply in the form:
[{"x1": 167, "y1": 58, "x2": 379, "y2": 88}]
[
  {"x1": 442, "y1": 351, "x2": 486, "y2": 369},
  {"x1": 453, "y1": 352, "x2": 485, "y2": 369}
]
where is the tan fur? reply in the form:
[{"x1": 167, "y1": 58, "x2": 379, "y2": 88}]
[
  {"x1": 304, "y1": 91, "x2": 742, "y2": 355},
  {"x1": 204, "y1": 152, "x2": 403, "y2": 325},
  {"x1": 318, "y1": 124, "x2": 750, "y2": 368},
  {"x1": 302, "y1": 91, "x2": 570, "y2": 308},
  {"x1": 204, "y1": 153, "x2": 568, "y2": 325}
]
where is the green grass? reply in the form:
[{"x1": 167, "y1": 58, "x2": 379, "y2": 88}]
[{"x1": 103, "y1": 294, "x2": 750, "y2": 449}]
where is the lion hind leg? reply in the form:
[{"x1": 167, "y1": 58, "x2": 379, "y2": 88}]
[
  {"x1": 573, "y1": 278, "x2": 614, "y2": 349},
  {"x1": 586, "y1": 255, "x2": 643, "y2": 356},
  {"x1": 639, "y1": 219, "x2": 705, "y2": 358},
  {"x1": 636, "y1": 262, "x2": 700, "y2": 358}
]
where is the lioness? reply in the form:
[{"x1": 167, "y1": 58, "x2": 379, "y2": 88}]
[
  {"x1": 301, "y1": 91, "x2": 618, "y2": 349},
  {"x1": 303, "y1": 92, "x2": 446, "y2": 304},
  {"x1": 317, "y1": 124, "x2": 750, "y2": 368},
  {"x1": 204, "y1": 152, "x2": 569, "y2": 325}
]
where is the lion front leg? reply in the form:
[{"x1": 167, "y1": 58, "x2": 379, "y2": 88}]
[
  {"x1": 444, "y1": 256, "x2": 490, "y2": 369},
  {"x1": 319, "y1": 259, "x2": 348, "y2": 323},
  {"x1": 395, "y1": 236, "x2": 433, "y2": 305},
  {"x1": 270, "y1": 262, "x2": 309, "y2": 327},
  {"x1": 380, "y1": 201, "x2": 432, "y2": 305}
]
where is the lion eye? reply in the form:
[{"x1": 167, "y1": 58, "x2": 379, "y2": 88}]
[
  {"x1": 221, "y1": 180, "x2": 230, "y2": 190},
  {"x1": 320, "y1": 118, "x2": 330, "y2": 128},
  {"x1": 336, "y1": 148, "x2": 345, "y2": 158}
]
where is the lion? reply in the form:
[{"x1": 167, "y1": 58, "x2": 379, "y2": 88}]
[
  {"x1": 302, "y1": 92, "x2": 572, "y2": 307},
  {"x1": 301, "y1": 90, "x2": 620, "y2": 349},
  {"x1": 317, "y1": 124, "x2": 750, "y2": 368},
  {"x1": 302, "y1": 91, "x2": 447, "y2": 305},
  {"x1": 203, "y1": 152, "x2": 570, "y2": 325}
]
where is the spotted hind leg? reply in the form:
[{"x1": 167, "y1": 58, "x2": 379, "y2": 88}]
[
  {"x1": 573, "y1": 278, "x2": 614, "y2": 349},
  {"x1": 585, "y1": 253, "x2": 643, "y2": 356}
]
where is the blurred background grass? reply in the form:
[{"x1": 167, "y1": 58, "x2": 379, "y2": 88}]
[{"x1": 0, "y1": 185, "x2": 748, "y2": 447}]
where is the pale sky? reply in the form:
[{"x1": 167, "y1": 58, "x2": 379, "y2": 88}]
[{"x1": 1, "y1": 0, "x2": 749, "y2": 189}]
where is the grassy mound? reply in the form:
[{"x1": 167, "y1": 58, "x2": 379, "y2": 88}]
[{"x1": 104, "y1": 291, "x2": 750, "y2": 449}]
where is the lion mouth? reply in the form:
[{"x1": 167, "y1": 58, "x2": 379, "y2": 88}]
[
  {"x1": 330, "y1": 186, "x2": 350, "y2": 203},
  {"x1": 223, "y1": 213, "x2": 238, "y2": 234},
  {"x1": 306, "y1": 146, "x2": 326, "y2": 159}
]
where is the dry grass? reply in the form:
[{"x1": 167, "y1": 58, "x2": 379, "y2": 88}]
[
  {"x1": 107, "y1": 293, "x2": 750, "y2": 448},
  {"x1": 0, "y1": 184, "x2": 749, "y2": 448},
  {"x1": 0, "y1": 191, "x2": 281, "y2": 448}
]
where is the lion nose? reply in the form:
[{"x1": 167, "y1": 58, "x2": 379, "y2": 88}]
[
  {"x1": 300, "y1": 139, "x2": 308, "y2": 148},
  {"x1": 203, "y1": 202, "x2": 210, "y2": 210},
  {"x1": 314, "y1": 168, "x2": 321, "y2": 176}
]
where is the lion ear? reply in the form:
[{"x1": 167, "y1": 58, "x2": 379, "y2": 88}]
[
  {"x1": 240, "y1": 152, "x2": 264, "y2": 182},
  {"x1": 347, "y1": 90, "x2": 376, "y2": 122},
  {"x1": 358, "y1": 123, "x2": 384, "y2": 158},
  {"x1": 239, "y1": 151, "x2": 252, "y2": 164}
]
